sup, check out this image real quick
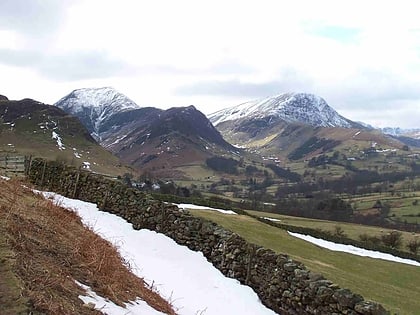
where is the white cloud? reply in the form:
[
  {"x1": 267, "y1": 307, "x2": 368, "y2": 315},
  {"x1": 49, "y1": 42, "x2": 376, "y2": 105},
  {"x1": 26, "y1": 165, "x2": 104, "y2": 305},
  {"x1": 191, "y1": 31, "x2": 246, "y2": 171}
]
[{"x1": 1, "y1": 0, "x2": 419, "y2": 128}]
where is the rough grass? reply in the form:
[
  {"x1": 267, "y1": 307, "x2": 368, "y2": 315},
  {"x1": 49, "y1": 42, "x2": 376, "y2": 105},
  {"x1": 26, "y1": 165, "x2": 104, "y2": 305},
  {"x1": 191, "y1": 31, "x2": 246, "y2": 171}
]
[
  {"x1": 190, "y1": 209, "x2": 420, "y2": 315},
  {"x1": 0, "y1": 178, "x2": 175, "y2": 315}
]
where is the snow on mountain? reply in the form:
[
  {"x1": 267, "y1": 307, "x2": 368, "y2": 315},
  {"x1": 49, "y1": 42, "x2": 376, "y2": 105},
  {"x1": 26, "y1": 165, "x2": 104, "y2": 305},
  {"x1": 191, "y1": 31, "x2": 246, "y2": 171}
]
[
  {"x1": 54, "y1": 87, "x2": 140, "y2": 140},
  {"x1": 209, "y1": 92, "x2": 355, "y2": 128},
  {"x1": 381, "y1": 127, "x2": 420, "y2": 139}
]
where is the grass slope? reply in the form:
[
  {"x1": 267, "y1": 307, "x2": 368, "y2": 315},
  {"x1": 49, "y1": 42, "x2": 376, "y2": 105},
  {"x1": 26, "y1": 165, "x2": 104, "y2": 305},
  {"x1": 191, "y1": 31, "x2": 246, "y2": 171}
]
[
  {"x1": 0, "y1": 178, "x2": 175, "y2": 314},
  {"x1": 190, "y1": 210, "x2": 420, "y2": 315}
]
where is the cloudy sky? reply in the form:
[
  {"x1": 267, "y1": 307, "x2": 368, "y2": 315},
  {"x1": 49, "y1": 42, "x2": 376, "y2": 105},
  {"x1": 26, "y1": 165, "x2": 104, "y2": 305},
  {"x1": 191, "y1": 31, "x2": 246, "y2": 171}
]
[{"x1": 1, "y1": 0, "x2": 420, "y2": 128}]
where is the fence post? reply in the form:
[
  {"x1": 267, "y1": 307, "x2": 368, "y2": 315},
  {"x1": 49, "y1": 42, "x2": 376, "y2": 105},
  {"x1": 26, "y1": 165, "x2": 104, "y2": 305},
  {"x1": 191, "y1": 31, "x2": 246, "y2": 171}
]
[
  {"x1": 40, "y1": 160, "x2": 47, "y2": 187},
  {"x1": 73, "y1": 171, "x2": 80, "y2": 198}
]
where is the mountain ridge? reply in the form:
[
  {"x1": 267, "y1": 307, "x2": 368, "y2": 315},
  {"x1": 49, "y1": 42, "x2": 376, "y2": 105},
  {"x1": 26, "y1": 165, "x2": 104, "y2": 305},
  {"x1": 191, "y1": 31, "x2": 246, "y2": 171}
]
[{"x1": 209, "y1": 92, "x2": 360, "y2": 129}]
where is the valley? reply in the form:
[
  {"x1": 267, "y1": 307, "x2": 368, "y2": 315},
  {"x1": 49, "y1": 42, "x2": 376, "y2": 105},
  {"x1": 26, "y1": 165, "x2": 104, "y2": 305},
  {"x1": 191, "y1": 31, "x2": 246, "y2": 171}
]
[{"x1": 1, "y1": 89, "x2": 419, "y2": 314}]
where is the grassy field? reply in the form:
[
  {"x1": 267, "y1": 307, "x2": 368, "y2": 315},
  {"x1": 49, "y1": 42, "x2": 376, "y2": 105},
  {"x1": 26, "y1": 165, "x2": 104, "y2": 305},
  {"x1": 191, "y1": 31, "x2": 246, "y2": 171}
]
[
  {"x1": 247, "y1": 210, "x2": 419, "y2": 250},
  {"x1": 190, "y1": 209, "x2": 420, "y2": 315},
  {"x1": 349, "y1": 191, "x2": 420, "y2": 224}
]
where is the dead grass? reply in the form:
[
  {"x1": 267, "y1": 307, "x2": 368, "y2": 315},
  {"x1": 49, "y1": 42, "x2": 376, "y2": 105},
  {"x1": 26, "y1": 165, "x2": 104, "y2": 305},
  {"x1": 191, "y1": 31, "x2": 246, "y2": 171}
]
[{"x1": 0, "y1": 178, "x2": 176, "y2": 314}]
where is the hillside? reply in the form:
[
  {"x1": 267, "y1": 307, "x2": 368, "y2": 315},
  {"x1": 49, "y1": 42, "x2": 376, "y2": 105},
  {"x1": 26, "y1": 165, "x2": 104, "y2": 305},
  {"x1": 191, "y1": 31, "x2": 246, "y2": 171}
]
[
  {"x1": 0, "y1": 177, "x2": 174, "y2": 314},
  {"x1": 103, "y1": 105, "x2": 237, "y2": 177},
  {"x1": 0, "y1": 96, "x2": 130, "y2": 176}
]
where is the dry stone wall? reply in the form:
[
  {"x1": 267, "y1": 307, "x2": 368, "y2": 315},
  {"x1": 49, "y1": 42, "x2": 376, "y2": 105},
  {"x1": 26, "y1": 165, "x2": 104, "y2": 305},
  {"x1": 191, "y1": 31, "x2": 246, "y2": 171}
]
[{"x1": 27, "y1": 159, "x2": 389, "y2": 315}]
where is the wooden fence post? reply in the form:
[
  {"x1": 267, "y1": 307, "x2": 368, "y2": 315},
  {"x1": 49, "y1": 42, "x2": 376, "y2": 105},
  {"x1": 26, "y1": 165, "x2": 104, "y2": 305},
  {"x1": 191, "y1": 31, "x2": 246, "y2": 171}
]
[
  {"x1": 40, "y1": 160, "x2": 47, "y2": 187},
  {"x1": 73, "y1": 171, "x2": 80, "y2": 198}
]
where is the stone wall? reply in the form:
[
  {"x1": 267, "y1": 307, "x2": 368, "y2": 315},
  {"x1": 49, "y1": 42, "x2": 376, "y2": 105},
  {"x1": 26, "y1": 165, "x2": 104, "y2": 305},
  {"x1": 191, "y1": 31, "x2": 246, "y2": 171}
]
[{"x1": 27, "y1": 159, "x2": 388, "y2": 315}]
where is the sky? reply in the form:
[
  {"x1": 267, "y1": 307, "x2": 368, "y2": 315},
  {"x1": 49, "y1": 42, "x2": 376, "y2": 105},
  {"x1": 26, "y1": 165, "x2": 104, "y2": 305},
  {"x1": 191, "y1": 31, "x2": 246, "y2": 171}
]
[{"x1": 1, "y1": 0, "x2": 420, "y2": 128}]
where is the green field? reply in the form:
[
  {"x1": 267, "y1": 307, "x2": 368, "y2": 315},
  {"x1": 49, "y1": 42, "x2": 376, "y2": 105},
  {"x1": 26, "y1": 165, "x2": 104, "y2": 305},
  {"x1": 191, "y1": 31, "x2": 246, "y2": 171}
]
[
  {"x1": 349, "y1": 191, "x2": 420, "y2": 224},
  {"x1": 190, "y1": 209, "x2": 420, "y2": 315},
  {"x1": 247, "y1": 210, "x2": 419, "y2": 251}
]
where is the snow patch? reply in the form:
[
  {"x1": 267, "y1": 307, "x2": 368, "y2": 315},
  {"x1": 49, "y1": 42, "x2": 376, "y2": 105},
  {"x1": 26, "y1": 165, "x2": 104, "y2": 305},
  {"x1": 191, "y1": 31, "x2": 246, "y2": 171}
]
[
  {"x1": 40, "y1": 192, "x2": 276, "y2": 315},
  {"x1": 76, "y1": 281, "x2": 165, "y2": 315},
  {"x1": 288, "y1": 231, "x2": 420, "y2": 266},
  {"x1": 176, "y1": 203, "x2": 237, "y2": 215},
  {"x1": 52, "y1": 131, "x2": 65, "y2": 150},
  {"x1": 262, "y1": 217, "x2": 281, "y2": 222}
]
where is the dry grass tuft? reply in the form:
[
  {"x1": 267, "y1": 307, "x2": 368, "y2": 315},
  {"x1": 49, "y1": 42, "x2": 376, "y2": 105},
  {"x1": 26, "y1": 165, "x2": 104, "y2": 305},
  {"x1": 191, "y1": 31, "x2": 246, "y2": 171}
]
[{"x1": 0, "y1": 178, "x2": 176, "y2": 314}]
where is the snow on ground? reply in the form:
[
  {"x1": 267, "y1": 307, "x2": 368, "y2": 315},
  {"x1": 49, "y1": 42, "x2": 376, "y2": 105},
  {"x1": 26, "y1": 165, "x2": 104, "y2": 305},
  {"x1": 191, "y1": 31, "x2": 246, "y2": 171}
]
[
  {"x1": 261, "y1": 217, "x2": 281, "y2": 222},
  {"x1": 1, "y1": 176, "x2": 10, "y2": 180},
  {"x1": 52, "y1": 131, "x2": 65, "y2": 150},
  {"x1": 176, "y1": 203, "x2": 237, "y2": 215},
  {"x1": 41, "y1": 192, "x2": 276, "y2": 315},
  {"x1": 76, "y1": 281, "x2": 165, "y2": 315},
  {"x1": 288, "y1": 231, "x2": 420, "y2": 267}
]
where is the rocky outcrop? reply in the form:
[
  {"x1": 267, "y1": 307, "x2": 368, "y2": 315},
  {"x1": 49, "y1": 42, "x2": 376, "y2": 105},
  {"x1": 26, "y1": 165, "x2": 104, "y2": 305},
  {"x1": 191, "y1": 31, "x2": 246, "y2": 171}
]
[{"x1": 27, "y1": 158, "x2": 389, "y2": 315}]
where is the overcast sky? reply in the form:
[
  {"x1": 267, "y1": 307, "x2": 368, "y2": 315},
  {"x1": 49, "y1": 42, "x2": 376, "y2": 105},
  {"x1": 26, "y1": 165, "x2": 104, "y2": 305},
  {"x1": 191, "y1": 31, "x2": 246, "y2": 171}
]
[{"x1": 1, "y1": 0, "x2": 419, "y2": 128}]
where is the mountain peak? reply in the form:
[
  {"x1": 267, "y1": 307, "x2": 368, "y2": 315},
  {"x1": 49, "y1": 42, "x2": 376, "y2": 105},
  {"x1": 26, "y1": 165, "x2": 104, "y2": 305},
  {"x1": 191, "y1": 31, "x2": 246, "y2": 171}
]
[
  {"x1": 55, "y1": 87, "x2": 140, "y2": 140},
  {"x1": 209, "y1": 92, "x2": 356, "y2": 128}
]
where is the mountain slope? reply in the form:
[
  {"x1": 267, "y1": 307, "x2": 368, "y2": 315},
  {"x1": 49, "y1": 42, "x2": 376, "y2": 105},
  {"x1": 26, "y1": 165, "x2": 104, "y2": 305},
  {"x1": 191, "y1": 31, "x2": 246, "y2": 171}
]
[
  {"x1": 0, "y1": 96, "x2": 127, "y2": 175},
  {"x1": 209, "y1": 92, "x2": 359, "y2": 128},
  {"x1": 102, "y1": 105, "x2": 237, "y2": 176},
  {"x1": 380, "y1": 127, "x2": 420, "y2": 147},
  {"x1": 381, "y1": 127, "x2": 420, "y2": 139},
  {"x1": 55, "y1": 87, "x2": 140, "y2": 141}
]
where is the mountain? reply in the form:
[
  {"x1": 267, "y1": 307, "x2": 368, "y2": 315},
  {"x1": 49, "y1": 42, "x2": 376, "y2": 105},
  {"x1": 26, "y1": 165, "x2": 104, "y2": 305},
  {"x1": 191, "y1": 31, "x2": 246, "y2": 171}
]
[
  {"x1": 54, "y1": 87, "x2": 140, "y2": 141},
  {"x1": 99, "y1": 105, "x2": 237, "y2": 177},
  {"x1": 55, "y1": 88, "x2": 236, "y2": 177},
  {"x1": 380, "y1": 127, "x2": 420, "y2": 148},
  {"x1": 209, "y1": 92, "x2": 359, "y2": 128},
  {"x1": 381, "y1": 127, "x2": 420, "y2": 139},
  {"x1": 208, "y1": 92, "x2": 403, "y2": 160},
  {"x1": 0, "y1": 96, "x2": 128, "y2": 175}
]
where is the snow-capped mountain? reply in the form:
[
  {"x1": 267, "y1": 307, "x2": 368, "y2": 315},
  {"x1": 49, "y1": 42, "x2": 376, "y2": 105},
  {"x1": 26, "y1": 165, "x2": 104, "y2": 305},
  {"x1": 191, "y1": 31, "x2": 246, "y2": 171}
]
[
  {"x1": 381, "y1": 127, "x2": 420, "y2": 139},
  {"x1": 55, "y1": 87, "x2": 140, "y2": 140},
  {"x1": 209, "y1": 92, "x2": 357, "y2": 128}
]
